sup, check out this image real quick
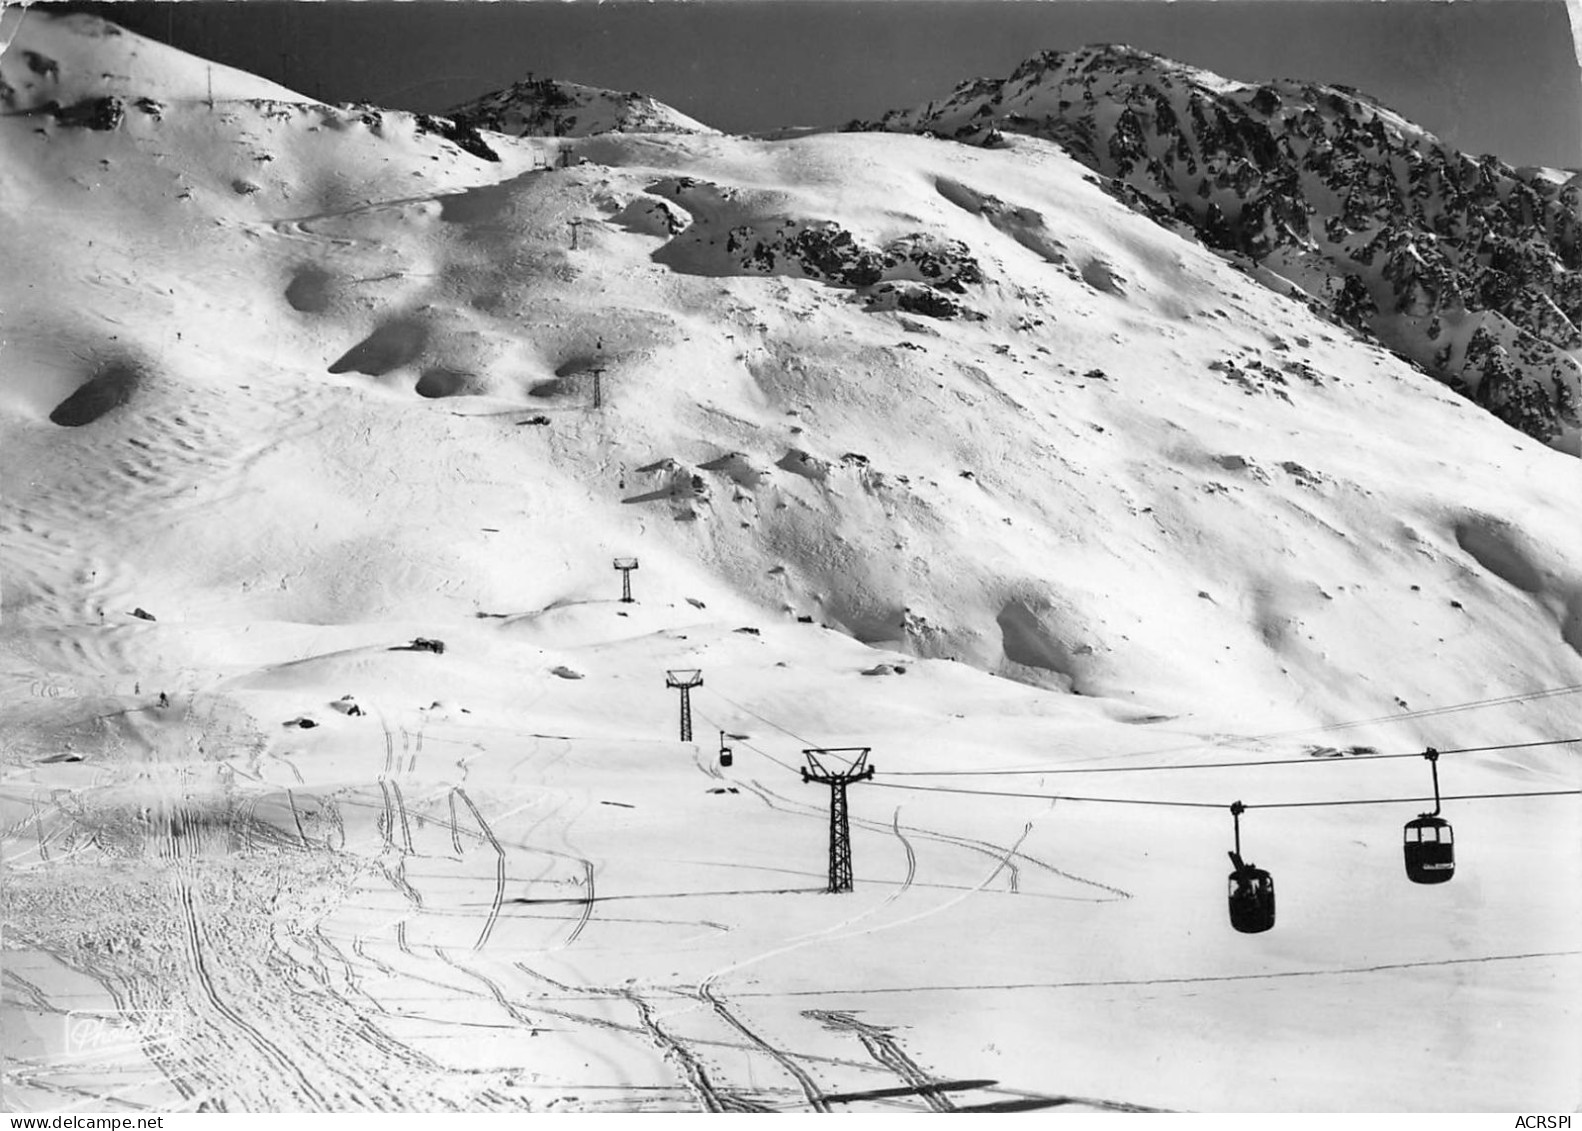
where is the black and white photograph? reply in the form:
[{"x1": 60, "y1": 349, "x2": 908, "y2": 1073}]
[{"x1": 2, "y1": 0, "x2": 1579, "y2": 1115}]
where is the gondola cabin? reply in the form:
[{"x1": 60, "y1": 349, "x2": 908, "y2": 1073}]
[
  {"x1": 1403, "y1": 815, "x2": 1454, "y2": 884},
  {"x1": 1227, "y1": 865, "x2": 1276, "y2": 934}
]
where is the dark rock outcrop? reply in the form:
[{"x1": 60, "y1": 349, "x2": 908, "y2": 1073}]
[
  {"x1": 414, "y1": 114, "x2": 499, "y2": 162},
  {"x1": 52, "y1": 96, "x2": 125, "y2": 130},
  {"x1": 446, "y1": 76, "x2": 713, "y2": 138}
]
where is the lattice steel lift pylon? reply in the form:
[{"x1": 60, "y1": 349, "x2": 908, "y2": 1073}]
[
  {"x1": 664, "y1": 669, "x2": 702, "y2": 742},
  {"x1": 613, "y1": 557, "x2": 638, "y2": 603},
  {"x1": 802, "y1": 748, "x2": 875, "y2": 893}
]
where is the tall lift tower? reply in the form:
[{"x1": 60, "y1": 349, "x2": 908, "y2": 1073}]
[
  {"x1": 802, "y1": 748, "x2": 874, "y2": 893},
  {"x1": 664, "y1": 669, "x2": 703, "y2": 742},
  {"x1": 612, "y1": 557, "x2": 638, "y2": 603}
]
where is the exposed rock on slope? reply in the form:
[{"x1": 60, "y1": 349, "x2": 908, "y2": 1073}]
[
  {"x1": 638, "y1": 176, "x2": 986, "y2": 314},
  {"x1": 857, "y1": 45, "x2": 1582, "y2": 454},
  {"x1": 447, "y1": 75, "x2": 715, "y2": 138}
]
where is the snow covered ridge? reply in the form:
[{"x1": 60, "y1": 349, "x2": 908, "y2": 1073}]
[
  {"x1": 855, "y1": 44, "x2": 1582, "y2": 455},
  {"x1": 446, "y1": 75, "x2": 715, "y2": 138},
  {"x1": 0, "y1": 9, "x2": 314, "y2": 108},
  {"x1": 0, "y1": 9, "x2": 501, "y2": 163}
]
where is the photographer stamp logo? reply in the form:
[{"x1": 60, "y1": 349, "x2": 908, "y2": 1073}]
[{"x1": 64, "y1": 1010, "x2": 191, "y2": 1058}]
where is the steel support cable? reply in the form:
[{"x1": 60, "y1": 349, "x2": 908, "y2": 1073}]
[
  {"x1": 1235, "y1": 683, "x2": 1582, "y2": 740},
  {"x1": 703, "y1": 687, "x2": 818, "y2": 746},
  {"x1": 697, "y1": 674, "x2": 1580, "y2": 775},
  {"x1": 871, "y1": 781, "x2": 1225, "y2": 808},
  {"x1": 1089, "y1": 682, "x2": 1582, "y2": 765},
  {"x1": 1245, "y1": 789, "x2": 1582, "y2": 810},
  {"x1": 692, "y1": 707, "x2": 802, "y2": 774},
  {"x1": 882, "y1": 736, "x2": 1582, "y2": 778},
  {"x1": 1436, "y1": 737, "x2": 1582, "y2": 756},
  {"x1": 869, "y1": 779, "x2": 1582, "y2": 811},
  {"x1": 886, "y1": 753, "x2": 1425, "y2": 778},
  {"x1": 698, "y1": 680, "x2": 1579, "y2": 798},
  {"x1": 701, "y1": 688, "x2": 854, "y2": 768},
  {"x1": 702, "y1": 684, "x2": 1579, "y2": 796}
]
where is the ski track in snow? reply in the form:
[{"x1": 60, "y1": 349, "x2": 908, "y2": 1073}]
[{"x1": 450, "y1": 786, "x2": 509, "y2": 951}]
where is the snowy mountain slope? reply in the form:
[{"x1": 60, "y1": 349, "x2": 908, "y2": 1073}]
[
  {"x1": 5, "y1": 66, "x2": 1579, "y2": 729},
  {"x1": 856, "y1": 45, "x2": 1582, "y2": 456},
  {"x1": 1, "y1": 15, "x2": 1579, "y2": 1114},
  {"x1": 0, "y1": 8, "x2": 314, "y2": 110},
  {"x1": 447, "y1": 75, "x2": 715, "y2": 139}
]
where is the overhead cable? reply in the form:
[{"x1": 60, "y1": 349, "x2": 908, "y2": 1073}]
[
  {"x1": 882, "y1": 737, "x2": 1582, "y2": 778},
  {"x1": 868, "y1": 779, "x2": 1582, "y2": 811}
]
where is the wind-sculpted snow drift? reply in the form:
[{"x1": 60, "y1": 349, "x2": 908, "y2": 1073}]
[{"x1": 1, "y1": 12, "x2": 1579, "y2": 1114}]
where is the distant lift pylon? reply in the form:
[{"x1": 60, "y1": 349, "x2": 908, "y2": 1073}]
[{"x1": 612, "y1": 557, "x2": 638, "y2": 603}]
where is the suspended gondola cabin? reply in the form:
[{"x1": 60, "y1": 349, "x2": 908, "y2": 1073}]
[
  {"x1": 1228, "y1": 860, "x2": 1276, "y2": 933},
  {"x1": 1403, "y1": 748, "x2": 1454, "y2": 884},
  {"x1": 1403, "y1": 815, "x2": 1453, "y2": 884},
  {"x1": 1225, "y1": 802, "x2": 1275, "y2": 933}
]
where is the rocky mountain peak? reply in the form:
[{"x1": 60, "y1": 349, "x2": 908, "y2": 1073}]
[
  {"x1": 446, "y1": 74, "x2": 715, "y2": 138},
  {"x1": 857, "y1": 45, "x2": 1582, "y2": 454}
]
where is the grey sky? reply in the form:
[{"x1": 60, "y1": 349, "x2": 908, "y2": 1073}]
[{"x1": 63, "y1": 0, "x2": 1582, "y2": 168}]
